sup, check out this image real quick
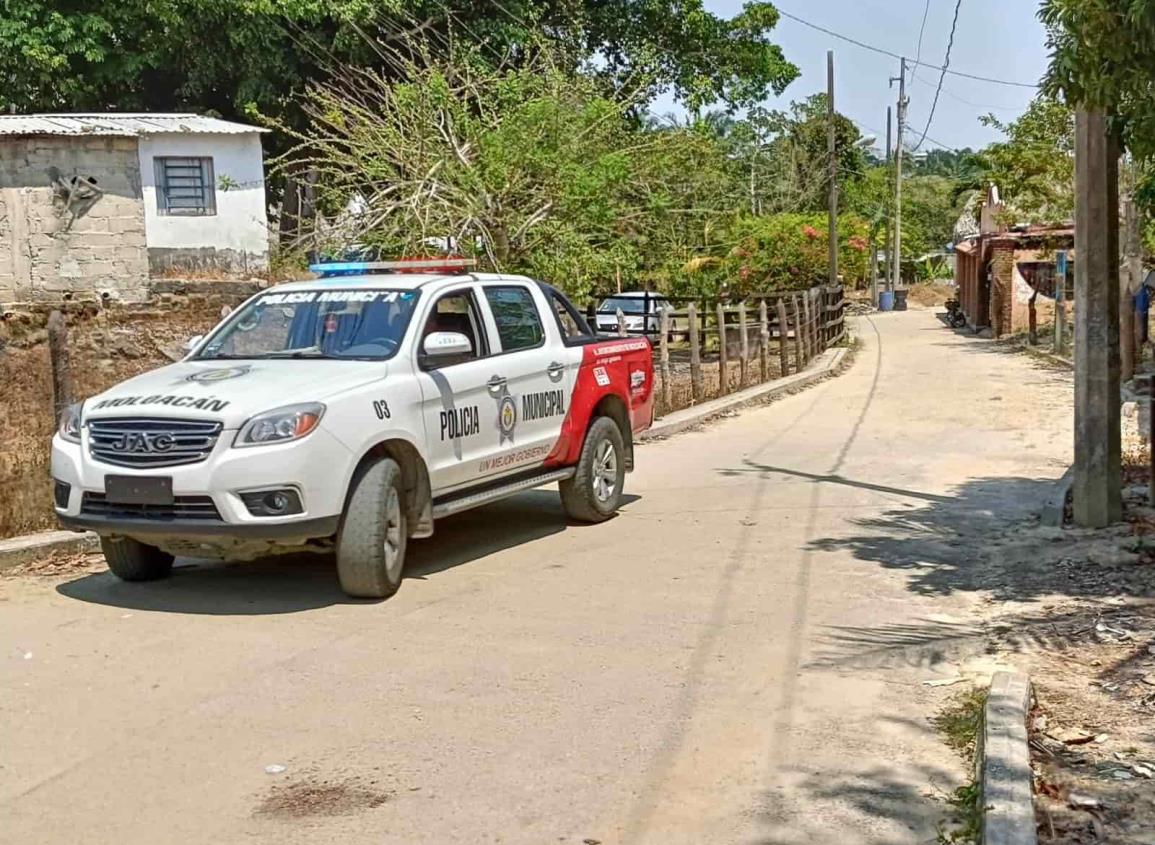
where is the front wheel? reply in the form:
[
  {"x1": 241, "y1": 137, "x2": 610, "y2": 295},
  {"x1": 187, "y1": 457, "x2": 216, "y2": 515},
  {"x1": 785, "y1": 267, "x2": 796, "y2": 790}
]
[
  {"x1": 336, "y1": 457, "x2": 408, "y2": 599},
  {"x1": 560, "y1": 416, "x2": 626, "y2": 523},
  {"x1": 101, "y1": 536, "x2": 174, "y2": 582}
]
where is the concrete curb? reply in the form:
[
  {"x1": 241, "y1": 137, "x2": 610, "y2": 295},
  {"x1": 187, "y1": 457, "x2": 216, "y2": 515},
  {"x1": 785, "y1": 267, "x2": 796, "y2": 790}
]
[
  {"x1": 979, "y1": 671, "x2": 1037, "y2": 845},
  {"x1": 640, "y1": 346, "x2": 850, "y2": 442},
  {"x1": 0, "y1": 529, "x2": 98, "y2": 573},
  {"x1": 1040, "y1": 465, "x2": 1074, "y2": 528}
]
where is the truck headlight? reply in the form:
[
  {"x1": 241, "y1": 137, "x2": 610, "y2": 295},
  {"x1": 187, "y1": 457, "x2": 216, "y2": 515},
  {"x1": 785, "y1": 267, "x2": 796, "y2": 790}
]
[
  {"x1": 58, "y1": 403, "x2": 82, "y2": 444},
  {"x1": 234, "y1": 403, "x2": 325, "y2": 447}
]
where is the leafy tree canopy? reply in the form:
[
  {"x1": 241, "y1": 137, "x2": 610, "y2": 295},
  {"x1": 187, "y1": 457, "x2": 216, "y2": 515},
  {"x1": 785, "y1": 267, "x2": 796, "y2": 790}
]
[{"x1": 0, "y1": 0, "x2": 797, "y2": 121}]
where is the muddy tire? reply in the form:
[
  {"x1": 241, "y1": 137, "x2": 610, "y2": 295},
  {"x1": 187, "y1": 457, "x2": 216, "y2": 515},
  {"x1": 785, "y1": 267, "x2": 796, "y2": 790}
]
[
  {"x1": 101, "y1": 536, "x2": 174, "y2": 582},
  {"x1": 559, "y1": 415, "x2": 626, "y2": 523},
  {"x1": 336, "y1": 457, "x2": 408, "y2": 599}
]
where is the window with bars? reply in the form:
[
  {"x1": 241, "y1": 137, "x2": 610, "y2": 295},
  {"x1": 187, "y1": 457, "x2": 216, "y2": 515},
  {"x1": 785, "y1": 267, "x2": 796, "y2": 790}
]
[{"x1": 154, "y1": 156, "x2": 216, "y2": 216}]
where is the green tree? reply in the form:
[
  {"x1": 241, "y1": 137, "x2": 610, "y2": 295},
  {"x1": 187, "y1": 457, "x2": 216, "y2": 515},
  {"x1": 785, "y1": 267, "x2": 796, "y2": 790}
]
[
  {"x1": 0, "y1": 1, "x2": 797, "y2": 120},
  {"x1": 975, "y1": 96, "x2": 1075, "y2": 226}
]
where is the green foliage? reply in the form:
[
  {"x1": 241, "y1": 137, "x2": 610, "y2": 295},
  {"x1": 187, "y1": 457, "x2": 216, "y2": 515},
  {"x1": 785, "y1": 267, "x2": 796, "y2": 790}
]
[
  {"x1": 975, "y1": 96, "x2": 1075, "y2": 226},
  {"x1": 0, "y1": 0, "x2": 797, "y2": 123},
  {"x1": 700, "y1": 213, "x2": 871, "y2": 296}
]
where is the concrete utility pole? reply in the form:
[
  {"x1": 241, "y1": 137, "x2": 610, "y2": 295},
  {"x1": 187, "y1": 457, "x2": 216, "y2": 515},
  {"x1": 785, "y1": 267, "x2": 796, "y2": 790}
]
[
  {"x1": 884, "y1": 106, "x2": 892, "y2": 294},
  {"x1": 1073, "y1": 108, "x2": 1122, "y2": 527},
  {"x1": 827, "y1": 50, "x2": 838, "y2": 287},
  {"x1": 890, "y1": 58, "x2": 907, "y2": 292}
]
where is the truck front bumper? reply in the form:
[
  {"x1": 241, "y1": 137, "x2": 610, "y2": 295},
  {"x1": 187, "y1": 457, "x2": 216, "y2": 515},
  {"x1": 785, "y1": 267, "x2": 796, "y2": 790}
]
[{"x1": 51, "y1": 426, "x2": 353, "y2": 545}]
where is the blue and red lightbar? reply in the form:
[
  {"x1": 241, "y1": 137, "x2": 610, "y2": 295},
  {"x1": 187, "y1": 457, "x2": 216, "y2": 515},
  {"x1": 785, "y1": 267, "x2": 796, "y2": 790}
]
[{"x1": 308, "y1": 257, "x2": 477, "y2": 278}]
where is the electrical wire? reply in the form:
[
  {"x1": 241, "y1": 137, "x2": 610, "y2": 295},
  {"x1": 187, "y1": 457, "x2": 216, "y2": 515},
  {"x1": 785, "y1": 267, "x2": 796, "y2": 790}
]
[
  {"x1": 910, "y1": 0, "x2": 963, "y2": 152},
  {"x1": 775, "y1": 7, "x2": 1039, "y2": 89},
  {"x1": 913, "y1": 0, "x2": 932, "y2": 70}
]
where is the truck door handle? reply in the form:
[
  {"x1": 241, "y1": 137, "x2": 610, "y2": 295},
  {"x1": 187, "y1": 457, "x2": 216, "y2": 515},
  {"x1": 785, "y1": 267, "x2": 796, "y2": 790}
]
[
  {"x1": 487, "y1": 375, "x2": 507, "y2": 394},
  {"x1": 546, "y1": 361, "x2": 564, "y2": 381}
]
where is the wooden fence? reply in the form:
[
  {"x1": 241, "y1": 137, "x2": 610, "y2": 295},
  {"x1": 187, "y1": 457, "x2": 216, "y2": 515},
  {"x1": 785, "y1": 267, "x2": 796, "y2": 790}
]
[{"x1": 589, "y1": 285, "x2": 846, "y2": 417}]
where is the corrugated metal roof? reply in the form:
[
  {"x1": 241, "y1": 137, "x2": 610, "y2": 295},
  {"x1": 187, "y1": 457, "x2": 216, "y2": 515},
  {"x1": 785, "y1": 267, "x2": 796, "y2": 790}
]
[{"x1": 0, "y1": 113, "x2": 267, "y2": 137}]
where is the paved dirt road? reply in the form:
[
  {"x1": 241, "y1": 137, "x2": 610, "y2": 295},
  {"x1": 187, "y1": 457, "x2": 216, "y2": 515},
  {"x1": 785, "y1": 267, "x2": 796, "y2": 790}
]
[{"x1": 1, "y1": 309, "x2": 1074, "y2": 845}]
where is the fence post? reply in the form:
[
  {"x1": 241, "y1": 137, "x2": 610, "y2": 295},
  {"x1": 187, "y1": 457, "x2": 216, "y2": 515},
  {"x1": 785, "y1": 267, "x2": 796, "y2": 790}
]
[
  {"x1": 792, "y1": 293, "x2": 806, "y2": 367},
  {"x1": 659, "y1": 307, "x2": 671, "y2": 412},
  {"x1": 717, "y1": 301, "x2": 729, "y2": 395},
  {"x1": 776, "y1": 297, "x2": 790, "y2": 375},
  {"x1": 759, "y1": 299, "x2": 769, "y2": 382},
  {"x1": 47, "y1": 310, "x2": 74, "y2": 424},
  {"x1": 738, "y1": 302, "x2": 749, "y2": 388},
  {"x1": 801, "y1": 293, "x2": 813, "y2": 361},
  {"x1": 688, "y1": 302, "x2": 702, "y2": 402},
  {"x1": 616, "y1": 307, "x2": 627, "y2": 337}
]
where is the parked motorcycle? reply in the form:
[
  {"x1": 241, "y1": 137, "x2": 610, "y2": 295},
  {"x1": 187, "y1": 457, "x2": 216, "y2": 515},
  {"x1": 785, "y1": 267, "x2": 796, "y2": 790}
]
[{"x1": 944, "y1": 298, "x2": 967, "y2": 328}]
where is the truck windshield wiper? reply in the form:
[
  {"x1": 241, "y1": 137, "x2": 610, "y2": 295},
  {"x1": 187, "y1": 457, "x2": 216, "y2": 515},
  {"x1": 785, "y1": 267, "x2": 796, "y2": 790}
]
[{"x1": 261, "y1": 346, "x2": 330, "y2": 359}]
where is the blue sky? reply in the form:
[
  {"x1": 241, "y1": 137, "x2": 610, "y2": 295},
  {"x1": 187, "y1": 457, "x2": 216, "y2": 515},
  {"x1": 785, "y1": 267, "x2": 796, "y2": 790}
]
[{"x1": 651, "y1": 0, "x2": 1051, "y2": 151}]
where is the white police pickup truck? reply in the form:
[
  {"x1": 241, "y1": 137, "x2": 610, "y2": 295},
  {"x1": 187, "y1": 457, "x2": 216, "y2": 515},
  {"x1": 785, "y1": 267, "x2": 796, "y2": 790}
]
[{"x1": 52, "y1": 260, "x2": 655, "y2": 598}]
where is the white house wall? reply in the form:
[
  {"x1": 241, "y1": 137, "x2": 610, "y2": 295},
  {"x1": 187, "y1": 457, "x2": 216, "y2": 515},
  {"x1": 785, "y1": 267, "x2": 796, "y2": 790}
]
[{"x1": 137, "y1": 133, "x2": 268, "y2": 273}]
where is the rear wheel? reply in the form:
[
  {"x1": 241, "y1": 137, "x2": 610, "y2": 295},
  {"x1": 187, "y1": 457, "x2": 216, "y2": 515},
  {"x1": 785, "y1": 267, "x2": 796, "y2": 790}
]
[
  {"x1": 560, "y1": 416, "x2": 626, "y2": 523},
  {"x1": 336, "y1": 457, "x2": 408, "y2": 599},
  {"x1": 101, "y1": 536, "x2": 174, "y2": 582}
]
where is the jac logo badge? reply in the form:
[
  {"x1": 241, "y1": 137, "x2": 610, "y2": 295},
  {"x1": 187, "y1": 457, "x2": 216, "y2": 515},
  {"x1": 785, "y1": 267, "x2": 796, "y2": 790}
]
[{"x1": 110, "y1": 432, "x2": 176, "y2": 453}]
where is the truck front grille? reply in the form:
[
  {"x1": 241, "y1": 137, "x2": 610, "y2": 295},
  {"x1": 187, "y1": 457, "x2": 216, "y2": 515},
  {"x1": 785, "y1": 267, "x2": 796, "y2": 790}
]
[
  {"x1": 81, "y1": 493, "x2": 222, "y2": 522},
  {"x1": 88, "y1": 418, "x2": 223, "y2": 468}
]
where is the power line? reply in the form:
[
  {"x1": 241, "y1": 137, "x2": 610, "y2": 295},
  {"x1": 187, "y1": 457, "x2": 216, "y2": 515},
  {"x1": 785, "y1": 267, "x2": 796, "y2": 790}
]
[
  {"x1": 910, "y1": 0, "x2": 963, "y2": 152},
  {"x1": 775, "y1": 7, "x2": 1039, "y2": 89},
  {"x1": 913, "y1": 0, "x2": 932, "y2": 69},
  {"x1": 909, "y1": 70, "x2": 1023, "y2": 112}
]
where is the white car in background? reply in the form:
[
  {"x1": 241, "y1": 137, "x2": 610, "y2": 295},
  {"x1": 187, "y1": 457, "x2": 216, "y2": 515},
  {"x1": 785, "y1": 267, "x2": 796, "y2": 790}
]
[{"x1": 594, "y1": 292, "x2": 679, "y2": 338}]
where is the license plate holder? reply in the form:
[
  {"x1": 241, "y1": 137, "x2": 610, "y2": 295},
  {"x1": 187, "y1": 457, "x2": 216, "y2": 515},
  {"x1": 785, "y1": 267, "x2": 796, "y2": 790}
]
[{"x1": 104, "y1": 475, "x2": 174, "y2": 505}]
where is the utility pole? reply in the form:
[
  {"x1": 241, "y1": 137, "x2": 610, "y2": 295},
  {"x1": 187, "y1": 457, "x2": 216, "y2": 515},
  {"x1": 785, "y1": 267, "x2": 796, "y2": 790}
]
[
  {"x1": 827, "y1": 50, "x2": 838, "y2": 287},
  {"x1": 883, "y1": 106, "x2": 892, "y2": 294},
  {"x1": 1073, "y1": 107, "x2": 1122, "y2": 527},
  {"x1": 890, "y1": 58, "x2": 907, "y2": 292}
]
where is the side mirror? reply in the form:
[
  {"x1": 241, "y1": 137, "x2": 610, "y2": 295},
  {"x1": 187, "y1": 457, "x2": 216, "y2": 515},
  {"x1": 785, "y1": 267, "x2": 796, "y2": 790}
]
[
  {"x1": 184, "y1": 334, "x2": 204, "y2": 352},
  {"x1": 421, "y1": 331, "x2": 473, "y2": 363}
]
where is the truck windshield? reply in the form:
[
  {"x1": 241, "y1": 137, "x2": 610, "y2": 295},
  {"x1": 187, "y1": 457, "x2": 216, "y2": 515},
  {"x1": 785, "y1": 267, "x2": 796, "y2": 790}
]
[
  {"x1": 195, "y1": 289, "x2": 420, "y2": 361},
  {"x1": 597, "y1": 297, "x2": 649, "y2": 315}
]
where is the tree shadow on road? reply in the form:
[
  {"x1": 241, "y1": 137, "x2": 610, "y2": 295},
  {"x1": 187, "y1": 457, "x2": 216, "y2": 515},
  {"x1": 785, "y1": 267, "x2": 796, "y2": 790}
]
[{"x1": 55, "y1": 490, "x2": 628, "y2": 615}]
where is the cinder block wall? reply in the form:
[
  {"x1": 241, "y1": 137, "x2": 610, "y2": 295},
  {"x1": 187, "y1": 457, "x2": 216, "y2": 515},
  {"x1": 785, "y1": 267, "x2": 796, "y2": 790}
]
[{"x1": 0, "y1": 136, "x2": 148, "y2": 303}]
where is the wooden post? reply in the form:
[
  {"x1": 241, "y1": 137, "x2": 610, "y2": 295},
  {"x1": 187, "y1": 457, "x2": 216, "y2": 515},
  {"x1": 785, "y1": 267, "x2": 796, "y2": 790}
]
[
  {"x1": 616, "y1": 307, "x2": 627, "y2": 337},
  {"x1": 688, "y1": 303, "x2": 702, "y2": 402},
  {"x1": 792, "y1": 294, "x2": 805, "y2": 366},
  {"x1": 1028, "y1": 286, "x2": 1039, "y2": 346},
  {"x1": 738, "y1": 301, "x2": 749, "y2": 387},
  {"x1": 776, "y1": 297, "x2": 790, "y2": 375},
  {"x1": 802, "y1": 292, "x2": 814, "y2": 360},
  {"x1": 1073, "y1": 107, "x2": 1122, "y2": 527},
  {"x1": 717, "y1": 302, "x2": 729, "y2": 394},
  {"x1": 659, "y1": 307, "x2": 671, "y2": 412},
  {"x1": 47, "y1": 310, "x2": 74, "y2": 424},
  {"x1": 758, "y1": 299, "x2": 769, "y2": 382}
]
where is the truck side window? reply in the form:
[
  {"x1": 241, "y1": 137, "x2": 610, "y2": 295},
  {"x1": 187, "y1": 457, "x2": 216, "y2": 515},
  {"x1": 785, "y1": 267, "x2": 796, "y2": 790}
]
[
  {"x1": 484, "y1": 286, "x2": 545, "y2": 352},
  {"x1": 422, "y1": 291, "x2": 486, "y2": 361},
  {"x1": 547, "y1": 289, "x2": 594, "y2": 343}
]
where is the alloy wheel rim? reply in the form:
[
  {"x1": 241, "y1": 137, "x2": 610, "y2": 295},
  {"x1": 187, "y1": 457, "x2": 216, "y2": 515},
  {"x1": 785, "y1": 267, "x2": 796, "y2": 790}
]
[
  {"x1": 593, "y1": 440, "x2": 618, "y2": 503},
  {"x1": 383, "y1": 487, "x2": 403, "y2": 581}
]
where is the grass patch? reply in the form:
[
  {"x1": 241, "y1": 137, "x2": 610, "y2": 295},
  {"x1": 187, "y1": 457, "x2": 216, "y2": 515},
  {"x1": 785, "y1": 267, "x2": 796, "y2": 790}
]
[
  {"x1": 933, "y1": 687, "x2": 987, "y2": 756},
  {"x1": 933, "y1": 688, "x2": 988, "y2": 845}
]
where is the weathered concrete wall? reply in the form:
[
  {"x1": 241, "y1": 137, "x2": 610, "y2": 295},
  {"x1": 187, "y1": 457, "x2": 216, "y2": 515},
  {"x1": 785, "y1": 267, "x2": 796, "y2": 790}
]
[
  {"x1": 138, "y1": 132, "x2": 269, "y2": 273},
  {"x1": 0, "y1": 136, "x2": 148, "y2": 303}
]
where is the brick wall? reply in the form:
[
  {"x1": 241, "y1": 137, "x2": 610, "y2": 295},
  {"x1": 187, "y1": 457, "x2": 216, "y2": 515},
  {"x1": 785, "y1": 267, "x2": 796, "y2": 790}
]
[
  {"x1": 989, "y1": 238, "x2": 1017, "y2": 338},
  {"x1": 0, "y1": 136, "x2": 148, "y2": 304}
]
